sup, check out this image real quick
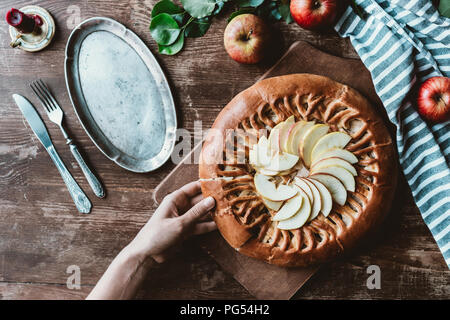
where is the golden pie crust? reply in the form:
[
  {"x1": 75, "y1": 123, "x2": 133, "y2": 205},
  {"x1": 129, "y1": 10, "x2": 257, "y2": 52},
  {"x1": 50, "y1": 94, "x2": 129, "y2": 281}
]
[{"x1": 199, "y1": 74, "x2": 397, "y2": 267}]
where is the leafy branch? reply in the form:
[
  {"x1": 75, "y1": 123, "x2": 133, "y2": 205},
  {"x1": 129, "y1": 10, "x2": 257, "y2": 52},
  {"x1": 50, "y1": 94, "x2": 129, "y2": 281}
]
[{"x1": 149, "y1": 0, "x2": 293, "y2": 55}]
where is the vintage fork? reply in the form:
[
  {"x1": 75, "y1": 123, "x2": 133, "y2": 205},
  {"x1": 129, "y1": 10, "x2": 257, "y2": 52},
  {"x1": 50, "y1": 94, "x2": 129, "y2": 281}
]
[{"x1": 30, "y1": 79, "x2": 105, "y2": 198}]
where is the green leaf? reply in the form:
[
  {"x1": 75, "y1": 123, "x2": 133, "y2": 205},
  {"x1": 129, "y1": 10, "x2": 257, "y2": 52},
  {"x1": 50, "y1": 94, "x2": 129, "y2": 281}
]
[
  {"x1": 152, "y1": 0, "x2": 184, "y2": 17},
  {"x1": 213, "y1": 1, "x2": 226, "y2": 15},
  {"x1": 236, "y1": 0, "x2": 265, "y2": 7},
  {"x1": 185, "y1": 18, "x2": 211, "y2": 38},
  {"x1": 171, "y1": 12, "x2": 186, "y2": 25},
  {"x1": 439, "y1": 0, "x2": 450, "y2": 18},
  {"x1": 270, "y1": 8, "x2": 282, "y2": 21},
  {"x1": 228, "y1": 8, "x2": 255, "y2": 22},
  {"x1": 150, "y1": 13, "x2": 181, "y2": 46},
  {"x1": 158, "y1": 33, "x2": 185, "y2": 55},
  {"x1": 180, "y1": 0, "x2": 216, "y2": 18},
  {"x1": 256, "y1": 0, "x2": 282, "y2": 21},
  {"x1": 278, "y1": 3, "x2": 293, "y2": 24},
  {"x1": 151, "y1": 0, "x2": 186, "y2": 25}
]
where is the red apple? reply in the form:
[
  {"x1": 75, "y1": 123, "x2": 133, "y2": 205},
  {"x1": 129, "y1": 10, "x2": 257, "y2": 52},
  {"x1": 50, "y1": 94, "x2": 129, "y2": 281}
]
[
  {"x1": 224, "y1": 14, "x2": 270, "y2": 64},
  {"x1": 417, "y1": 76, "x2": 450, "y2": 123},
  {"x1": 290, "y1": 0, "x2": 338, "y2": 30}
]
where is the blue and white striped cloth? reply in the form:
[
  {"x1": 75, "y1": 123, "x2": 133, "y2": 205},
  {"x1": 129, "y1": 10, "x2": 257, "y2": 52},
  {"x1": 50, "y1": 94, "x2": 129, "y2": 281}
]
[{"x1": 335, "y1": 0, "x2": 450, "y2": 268}]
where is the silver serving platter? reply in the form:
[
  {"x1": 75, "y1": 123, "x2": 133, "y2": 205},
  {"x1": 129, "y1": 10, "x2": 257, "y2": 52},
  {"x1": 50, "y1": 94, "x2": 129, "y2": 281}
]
[{"x1": 65, "y1": 17, "x2": 177, "y2": 173}]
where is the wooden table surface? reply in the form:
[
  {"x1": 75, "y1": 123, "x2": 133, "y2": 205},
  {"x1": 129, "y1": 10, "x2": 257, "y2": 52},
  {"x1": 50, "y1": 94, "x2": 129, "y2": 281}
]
[{"x1": 0, "y1": 0, "x2": 448, "y2": 300}]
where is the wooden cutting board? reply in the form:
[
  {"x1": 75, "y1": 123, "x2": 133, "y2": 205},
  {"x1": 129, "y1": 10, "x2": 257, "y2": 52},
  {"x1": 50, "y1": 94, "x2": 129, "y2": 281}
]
[{"x1": 153, "y1": 41, "x2": 382, "y2": 300}]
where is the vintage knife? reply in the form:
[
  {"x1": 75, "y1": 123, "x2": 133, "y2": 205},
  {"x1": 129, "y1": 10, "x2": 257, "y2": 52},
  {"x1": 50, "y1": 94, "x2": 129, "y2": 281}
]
[{"x1": 13, "y1": 94, "x2": 92, "y2": 214}]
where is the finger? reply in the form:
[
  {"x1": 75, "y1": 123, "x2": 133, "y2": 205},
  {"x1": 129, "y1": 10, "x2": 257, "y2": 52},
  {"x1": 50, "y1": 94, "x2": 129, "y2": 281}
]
[
  {"x1": 190, "y1": 195, "x2": 214, "y2": 221},
  {"x1": 192, "y1": 221, "x2": 217, "y2": 235},
  {"x1": 190, "y1": 193, "x2": 204, "y2": 206},
  {"x1": 164, "y1": 181, "x2": 202, "y2": 211},
  {"x1": 198, "y1": 211, "x2": 214, "y2": 222},
  {"x1": 156, "y1": 195, "x2": 179, "y2": 218},
  {"x1": 153, "y1": 201, "x2": 175, "y2": 218},
  {"x1": 181, "y1": 197, "x2": 216, "y2": 224},
  {"x1": 172, "y1": 180, "x2": 202, "y2": 199}
]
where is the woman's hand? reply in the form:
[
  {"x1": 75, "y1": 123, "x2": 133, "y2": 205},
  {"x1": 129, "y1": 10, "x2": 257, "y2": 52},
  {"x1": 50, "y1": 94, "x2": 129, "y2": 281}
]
[
  {"x1": 87, "y1": 181, "x2": 217, "y2": 299},
  {"x1": 128, "y1": 180, "x2": 217, "y2": 263}
]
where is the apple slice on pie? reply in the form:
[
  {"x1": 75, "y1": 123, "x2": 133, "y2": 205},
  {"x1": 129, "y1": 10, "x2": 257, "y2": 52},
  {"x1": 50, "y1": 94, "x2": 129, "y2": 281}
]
[
  {"x1": 254, "y1": 173, "x2": 298, "y2": 201},
  {"x1": 262, "y1": 197, "x2": 284, "y2": 211},
  {"x1": 310, "y1": 173, "x2": 347, "y2": 206},
  {"x1": 287, "y1": 121, "x2": 315, "y2": 155},
  {"x1": 280, "y1": 116, "x2": 296, "y2": 153},
  {"x1": 257, "y1": 135, "x2": 271, "y2": 166},
  {"x1": 256, "y1": 167, "x2": 279, "y2": 176},
  {"x1": 277, "y1": 187, "x2": 311, "y2": 230},
  {"x1": 293, "y1": 176, "x2": 313, "y2": 203},
  {"x1": 311, "y1": 166, "x2": 355, "y2": 192},
  {"x1": 308, "y1": 178, "x2": 332, "y2": 217},
  {"x1": 312, "y1": 147, "x2": 358, "y2": 164},
  {"x1": 272, "y1": 186, "x2": 303, "y2": 221},
  {"x1": 301, "y1": 178, "x2": 322, "y2": 221},
  {"x1": 310, "y1": 132, "x2": 352, "y2": 162},
  {"x1": 300, "y1": 124, "x2": 329, "y2": 167},
  {"x1": 264, "y1": 152, "x2": 299, "y2": 172},
  {"x1": 311, "y1": 157, "x2": 357, "y2": 176}
]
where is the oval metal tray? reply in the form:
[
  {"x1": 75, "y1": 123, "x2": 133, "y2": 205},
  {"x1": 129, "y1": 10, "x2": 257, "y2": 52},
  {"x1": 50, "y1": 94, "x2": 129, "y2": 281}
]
[{"x1": 65, "y1": 17, "x2": 177, "y2": 173}]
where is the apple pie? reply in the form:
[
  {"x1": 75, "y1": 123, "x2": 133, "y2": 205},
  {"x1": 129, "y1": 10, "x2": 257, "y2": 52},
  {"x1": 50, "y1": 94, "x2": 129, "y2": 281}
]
[{"x1": 199, "y1": 74, "x2": 397, "y2": 267}]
